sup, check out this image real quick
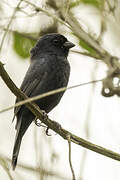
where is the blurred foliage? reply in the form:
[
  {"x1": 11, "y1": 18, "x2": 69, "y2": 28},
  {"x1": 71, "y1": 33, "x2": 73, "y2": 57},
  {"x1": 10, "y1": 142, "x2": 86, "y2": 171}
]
[
  {"x1": 13, "y1": 20, "x2": 58, "y2": 59},
  {"x1": 13, "y1": 32, "x2": 37, "y2": 59},
  {"x1": 70, "y1": 0, "x2": 103, "y2": 9},
  {"x1": 40, "y1": 21, "x2": 58, "y2": 36},
  {"x1": 79, "y1": 39, "x2": 97, "y2": 56}
]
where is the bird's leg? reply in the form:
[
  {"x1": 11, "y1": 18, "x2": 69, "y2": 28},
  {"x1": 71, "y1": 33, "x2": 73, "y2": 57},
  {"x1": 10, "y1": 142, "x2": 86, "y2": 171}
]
[
  {"x1": 34, "y1": 113, "x2": 51, "y2": 135},
  {"x1": 34, "y1": 117, "x2": 42, "y2": 127},
  {"x1": 34, "y1": 110, "x2": 48, "y2": 127},
  {"x1": 34, "y1": 110, "x2": 61, "y2": 136}
]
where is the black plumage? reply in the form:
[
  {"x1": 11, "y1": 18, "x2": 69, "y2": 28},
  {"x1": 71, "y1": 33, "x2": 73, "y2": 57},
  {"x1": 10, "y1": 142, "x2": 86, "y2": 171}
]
[{"x1": 12, "y1": 33, "x2": 75, "y2": 170}]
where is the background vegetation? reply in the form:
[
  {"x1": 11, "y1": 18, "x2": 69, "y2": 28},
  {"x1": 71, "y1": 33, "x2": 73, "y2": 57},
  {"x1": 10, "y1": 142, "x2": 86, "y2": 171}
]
[{"x1": 0, "y1": 0, "x2": 120, "y2": 180}]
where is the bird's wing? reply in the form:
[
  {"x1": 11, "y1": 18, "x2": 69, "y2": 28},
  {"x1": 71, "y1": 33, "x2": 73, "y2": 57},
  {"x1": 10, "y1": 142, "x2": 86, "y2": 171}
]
[
  {"x1": 13, "y1": 57, "x2": 49, "y2": 121},
  {"x1": 13, "y1": 79, "x2": 40, "y2": 119}
]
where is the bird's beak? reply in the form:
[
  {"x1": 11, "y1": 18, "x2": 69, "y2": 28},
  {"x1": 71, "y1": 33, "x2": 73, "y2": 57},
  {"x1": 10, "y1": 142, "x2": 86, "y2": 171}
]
[{"x1": 63, "y1": 41, "x2": 75, "y2": 48}]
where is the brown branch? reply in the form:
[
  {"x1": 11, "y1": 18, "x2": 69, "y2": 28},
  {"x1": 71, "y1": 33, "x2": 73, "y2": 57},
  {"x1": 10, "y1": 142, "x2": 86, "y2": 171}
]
[
  {"x1": 1, "y1": 61, "x2": 120, "y2": 162},
  {"x1": 71, "y1": 50, "x2": 100, "y2": 59},
  {"x1": 67, "y1": 134, "x2": 76, "y2": 180}
]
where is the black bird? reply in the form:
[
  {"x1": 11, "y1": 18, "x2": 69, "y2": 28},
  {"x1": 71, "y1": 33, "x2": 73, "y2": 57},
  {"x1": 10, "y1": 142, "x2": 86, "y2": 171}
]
[{"x1": 12, "y1": 33, "x2": 75, "y2": 170}]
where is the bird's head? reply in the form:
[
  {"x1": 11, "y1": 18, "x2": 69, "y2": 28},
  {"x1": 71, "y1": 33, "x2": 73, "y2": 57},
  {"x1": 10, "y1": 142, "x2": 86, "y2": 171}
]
[{"x1": 30, "y1": 33, "x2": 75, "y2": 59}]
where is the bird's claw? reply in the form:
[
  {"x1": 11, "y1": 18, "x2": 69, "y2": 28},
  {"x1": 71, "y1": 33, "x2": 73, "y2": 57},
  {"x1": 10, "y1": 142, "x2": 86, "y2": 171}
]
[
  {"x1": 34, "y1": 119, "x2": 42, "y2": 127},
  {"x1": 34, "y1": 117, "x2": 40, "y2": 127},
  {"x1": 34, "y1": 110, "x2": 48, "y2": 127},
  {"x1": 35, "y1": 110, "x2": 61, "y2": 136},
  {"x1": 46, "y1": 127, "x2": 51, "y2": 136},
  {"x1": 34, "y1": 118, "x2": 46, "y2": 128},
  {"x1": 45, "y1": 121, "x2": 62, "y2": 136}
]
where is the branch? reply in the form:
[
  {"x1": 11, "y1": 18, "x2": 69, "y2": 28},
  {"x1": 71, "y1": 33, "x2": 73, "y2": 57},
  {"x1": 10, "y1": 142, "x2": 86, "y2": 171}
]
[
  {"x1": 0, "y1": 156, "x2": 13, "y2": 180},
  {"x1": 67, "y1": 134, "x2": 76, "y2": 180},
  {"x1": 50, "y1": 1, "x2": 120, "y2": 69},
  {"x1": 71, "y1": 50, "x2": 100, "y2": 59},
  {"x1": 23, "y1": 0, "x2": 70, "y2": 29},
  {"x1": 1, "y1": 61, "x2": 120, "y2": 163},
  {"x1": 0, "y1": 0, "x2": 23, "y2": 52}
]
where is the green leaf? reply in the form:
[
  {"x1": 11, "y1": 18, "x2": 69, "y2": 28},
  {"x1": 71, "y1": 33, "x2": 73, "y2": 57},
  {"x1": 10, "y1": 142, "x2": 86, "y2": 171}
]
[
  {"x1": 70, "y1": 0, "x2": 103, "y2": 9},
  {"x1": 79, "y1": 39, "x2": 97, "y2": 56},
  {"x1": 13, "y1": 32, "x2": 37, "y2": 59},
  {"x1": 70, "y1": 0, "x2": 81, "y2": 8},
  {"x1": 82, "y1": 0, "x2": 101, "y2": 8}
]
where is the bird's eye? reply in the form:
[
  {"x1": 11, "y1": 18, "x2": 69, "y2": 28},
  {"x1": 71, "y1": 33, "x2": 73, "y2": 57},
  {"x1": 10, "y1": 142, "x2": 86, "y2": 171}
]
[{"x1": 53, "y1": 39, "x2": 59, "y2": 45}]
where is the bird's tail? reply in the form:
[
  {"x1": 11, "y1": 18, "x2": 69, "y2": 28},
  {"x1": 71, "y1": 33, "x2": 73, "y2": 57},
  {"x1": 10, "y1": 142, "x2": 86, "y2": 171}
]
[
  {"x1": 12, "y1": 134, "x2": 22, "y2": 170},
  {"x1": 12, "y1": 113, "x2": 33, "y2": 170},
  {"x1": 12, "y1": 119, "x2": 23, "y2": 170}
]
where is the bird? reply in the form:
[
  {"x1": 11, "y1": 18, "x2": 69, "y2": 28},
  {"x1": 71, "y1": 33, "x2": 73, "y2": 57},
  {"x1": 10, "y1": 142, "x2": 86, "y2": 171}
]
[{"x1": 12, "y1": 33, "x2": 75, "y2": 170}]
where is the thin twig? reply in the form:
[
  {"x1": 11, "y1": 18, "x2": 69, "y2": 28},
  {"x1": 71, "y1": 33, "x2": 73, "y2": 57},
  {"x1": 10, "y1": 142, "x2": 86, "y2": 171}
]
[
  {"x1": 0, "y1": 154, "x2": 70, "y2": 180},
  {"x1": 64, "y1": 0, "x2": 70, "y2": 22},
  {"x1": 67, "y1": 134, "x2": 76, "y2": 180},
  {"x1": 0, "y1": 79, "x2": 103, "y2": 114},
  {"x1": 71, "y1": 50, "x2": 100, "y2": 59},
  {"x1": 23, "y1": 0, "x2": 70, "y2": 29},
  {"x1": 0, "y1": 0, "x2": 23, "y2": 52},
  {"x1": 0, "y1": 157, "x2": 13, "y2": 180},
  {"x1": 0, "y1": 27, "x2": 38, "y2": 41}
]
